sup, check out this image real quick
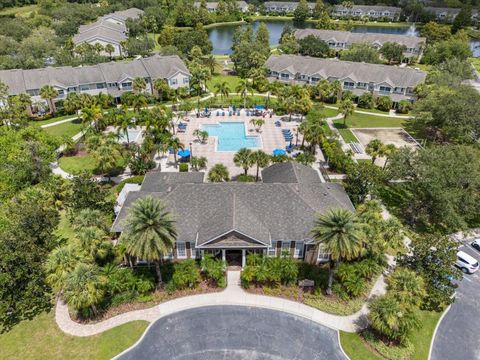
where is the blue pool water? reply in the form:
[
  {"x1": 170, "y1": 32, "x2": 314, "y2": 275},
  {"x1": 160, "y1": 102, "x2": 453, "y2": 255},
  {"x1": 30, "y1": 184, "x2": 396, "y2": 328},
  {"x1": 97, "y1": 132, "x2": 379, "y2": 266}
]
[
  {"x1": 118, "y1": 129, "x2": 141, "y2": 143},
  {"x1": 202, "y1": 122, "x2": 260, "y2": 151}
]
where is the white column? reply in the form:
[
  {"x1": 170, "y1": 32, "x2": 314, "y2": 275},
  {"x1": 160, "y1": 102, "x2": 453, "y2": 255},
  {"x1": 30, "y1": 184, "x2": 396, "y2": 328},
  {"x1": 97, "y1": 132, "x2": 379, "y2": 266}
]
[
  {"x1": 222, "y1": 249, "x2": 226, "y2": 262},
  {"x1": 201, "y1": 250, "x2": 205, "y2": 260},
  {"x1": 242, "y1": 249, "x2": 246, "y2": 267}
]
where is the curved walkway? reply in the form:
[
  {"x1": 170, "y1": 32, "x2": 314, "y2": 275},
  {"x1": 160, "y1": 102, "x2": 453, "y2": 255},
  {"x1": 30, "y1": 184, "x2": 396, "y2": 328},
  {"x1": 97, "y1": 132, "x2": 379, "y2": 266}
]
[
  {"x1": 324, "y1": 105, "x2": 412, "y2": 119},
  {"x1": 56, "y1": 271, "x2": 386, "y2": 337}
]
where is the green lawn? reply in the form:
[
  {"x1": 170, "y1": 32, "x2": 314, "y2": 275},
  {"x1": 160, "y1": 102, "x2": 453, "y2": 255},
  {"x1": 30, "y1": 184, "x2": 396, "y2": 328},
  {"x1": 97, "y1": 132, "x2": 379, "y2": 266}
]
[
  {"x1": 340, "y1": 310, "x2": 442, "y2": 360},
  {"x1": 43, "y1": 119, "x2": 84, "y2": 139},
  {"x1": 0, "y1": 4, "x2": 38, "y2": 16},
  {"x1": 334, "y1": 113, "x2": 406, "y2": 128},
  {"x1": 31, "y1": 114, "x2": 79, "y2": 127},
  {"x1": 147, "y1": 33, "x2": 161, "y2": 51},
  {"x1": 326, "y1": 105, "x2": 390, "y2": 116},
  {"x1": 334, "y1": 123, "x2": 359, "y2": 143},
  {"x1": 59, "y1": 154, "x2": 98, "y2": 174},
  {"x1": 55, "y1": 211, "x2": 77, "y2": 241},
  {"x1": 207, "y1": 75, "x2": 243, "y2": 93},
  {"x1": 0, "y1": 311, "x2": 147, "y2": 360}
]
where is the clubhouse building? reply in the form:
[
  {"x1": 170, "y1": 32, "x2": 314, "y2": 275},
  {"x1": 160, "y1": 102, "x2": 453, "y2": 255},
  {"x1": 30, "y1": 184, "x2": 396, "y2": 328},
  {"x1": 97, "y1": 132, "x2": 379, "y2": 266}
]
[
  {"x1": 295, "y1": 29, "x2": 426, "y2": 61},
  {"x1": 112, "y1": 163, "x2": 355, "y2": 267},
  {"x1": 265, "y1": 54, "x2": 426, "y2": 103},
  {"x1": 0, "y1": 55, "x2": 190, "y2": 108}
]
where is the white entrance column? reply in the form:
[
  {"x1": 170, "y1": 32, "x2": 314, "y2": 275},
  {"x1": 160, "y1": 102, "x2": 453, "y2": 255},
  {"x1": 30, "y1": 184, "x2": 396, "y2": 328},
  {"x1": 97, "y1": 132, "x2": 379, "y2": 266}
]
[
  {"x1": 242, "y1": 249, "x2": 246, "y2": 267},
  {"x1": 222, "y1": 249, "x2": 226, "y2": 262}
]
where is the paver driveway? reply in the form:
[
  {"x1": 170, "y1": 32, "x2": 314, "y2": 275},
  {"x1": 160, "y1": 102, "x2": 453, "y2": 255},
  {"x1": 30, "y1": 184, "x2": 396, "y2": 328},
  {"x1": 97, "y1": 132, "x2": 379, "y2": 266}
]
[{"x1": 117, "y1": 305, "x2": 348, "y2": 360}]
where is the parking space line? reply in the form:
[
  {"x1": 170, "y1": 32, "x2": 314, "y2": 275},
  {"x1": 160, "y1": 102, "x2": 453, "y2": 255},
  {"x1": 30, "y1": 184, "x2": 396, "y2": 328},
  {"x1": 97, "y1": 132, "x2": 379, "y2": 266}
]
[{"x1": 462, "y1": 276, "x2": 472, "y2": 282}]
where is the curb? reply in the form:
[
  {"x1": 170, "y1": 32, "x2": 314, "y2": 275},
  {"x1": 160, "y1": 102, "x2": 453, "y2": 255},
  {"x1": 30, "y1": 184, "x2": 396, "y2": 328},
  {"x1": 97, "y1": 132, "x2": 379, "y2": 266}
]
[
  {"x1": 337, "y1": 331, "x2": 352, "y2": 360},
  {"x1": 427, "y1": 304, "x2": 452, "y2": 360}
]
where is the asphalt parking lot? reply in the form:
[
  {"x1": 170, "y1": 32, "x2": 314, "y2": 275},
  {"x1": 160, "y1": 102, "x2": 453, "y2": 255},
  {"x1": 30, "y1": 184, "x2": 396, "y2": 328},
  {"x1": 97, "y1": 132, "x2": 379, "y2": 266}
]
[
  {"x1": 431, "y1": 241, "x2": 480, "y2": 360},
  {"x1": 118, "y1": 305, "x2": 348, "y2": 360}
]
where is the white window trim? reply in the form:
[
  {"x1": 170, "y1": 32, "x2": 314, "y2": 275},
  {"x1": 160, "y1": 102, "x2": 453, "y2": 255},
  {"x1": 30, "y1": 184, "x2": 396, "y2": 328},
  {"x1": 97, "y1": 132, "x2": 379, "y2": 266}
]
[
  {"x1": 294, "y1": 241, "x2": 304, "y2": 258},
  {"x1": 281, "y1": 241, "x2": 291, "y2": 255},
  {"x1": 176, "y1": 241, "x2": 187, "y2": 259},
  {"x1": 268, "y1": 241, "x2": 277, "y2": 256},
  {"x1": 317, "y1": 246, "x2": 330, "y2": 263}
]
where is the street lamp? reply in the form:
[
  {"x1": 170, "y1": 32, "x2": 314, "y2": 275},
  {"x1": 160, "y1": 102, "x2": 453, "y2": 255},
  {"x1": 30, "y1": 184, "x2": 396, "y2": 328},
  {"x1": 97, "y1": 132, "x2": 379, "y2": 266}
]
[{"x1": 189, "y1": 142, "x2": 193, "y2": 165}]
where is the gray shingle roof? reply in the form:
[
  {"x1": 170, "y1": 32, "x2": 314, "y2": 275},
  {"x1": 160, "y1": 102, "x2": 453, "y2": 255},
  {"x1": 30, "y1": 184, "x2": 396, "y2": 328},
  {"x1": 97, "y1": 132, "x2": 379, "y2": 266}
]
[
  {"x1": 73, "y1": 26, "x2": 127, "y2": 45},
  {"x1": 141, "y1": 171, "x2": 205, "y2": 192},
  {"x1": 78, "y1": 19, "x2": 126, "y2": 34},
  {"x1": 0, "y1": 55, "x2": 190, "y2": 95},
  {"x1": 261, "y1": 162, "x2": 321, "y2": 184},
  {"x1": 295, "y1": 29, "x2": 426, "y2": 50},
  {"x1": 100, "y1": 8, "x2": 144, "y2": 23},
  {"x1": 334, "y1": 4, "x2": 401, "y2": 13},
  {"x1": 112, "y1": 164, "x2": 354, "y2": 247},
  {"x1": 266, "y1": 55, "x2": 426, "y2": 89}
]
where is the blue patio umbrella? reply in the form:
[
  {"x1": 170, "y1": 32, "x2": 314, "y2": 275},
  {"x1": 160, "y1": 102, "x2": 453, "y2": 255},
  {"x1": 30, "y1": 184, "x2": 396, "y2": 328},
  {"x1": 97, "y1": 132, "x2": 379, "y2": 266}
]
[
  {"x1": 178, "y1": 149, "x2": 191, "y2": 158},
  {"x1": 255, "y1": 105, "x2": 265, "y2": 109},
  {"x1": 273, "y1": 149, "x2": 286, "y2": 156}
]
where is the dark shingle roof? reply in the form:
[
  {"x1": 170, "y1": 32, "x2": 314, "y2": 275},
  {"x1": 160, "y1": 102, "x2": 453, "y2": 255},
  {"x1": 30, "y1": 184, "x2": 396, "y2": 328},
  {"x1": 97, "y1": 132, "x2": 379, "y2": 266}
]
[
  {"x1": 140, "y1": 171, "x2": 205, "y2": 192},
  {"x1": 112, "y1": 164, "x2": 354, "y2": 246},
  {"x1": 261, "y1": 162, "x2": 322, "y2": 184}
]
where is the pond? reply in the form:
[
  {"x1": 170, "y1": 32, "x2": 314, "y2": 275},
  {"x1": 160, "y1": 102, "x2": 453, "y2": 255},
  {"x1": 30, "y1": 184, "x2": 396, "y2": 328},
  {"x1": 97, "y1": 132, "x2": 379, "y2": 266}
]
[{"x1": 207, "y1": 20, "x2": 416, "y2": 55}]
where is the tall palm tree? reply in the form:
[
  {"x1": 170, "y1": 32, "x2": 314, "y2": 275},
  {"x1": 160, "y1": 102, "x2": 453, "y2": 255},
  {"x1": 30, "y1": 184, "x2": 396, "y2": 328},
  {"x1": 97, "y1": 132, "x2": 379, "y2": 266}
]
[
  {"x1": 93, "y1": 139, "x2": 122, "y2": 180},
  {"x1": 81, "y1": 105, "x2": 103, "y2": 131},
  {"x1": 315, "y1": 79, "x2": 331, "y2": 101},
  {"x1": 40, "y1": 85, "x2": 59, "y2": 115},
  {"x1": 339, "y1": 99, "x2": 355, "y2": 126},
  {"x1": 76, "y1": 226, "x2": 112, "y2": 261},
  {"x1": 234, "y1": 147, "x2": 253, "y2": 176},
  {"x1": 214, "y1": 81, "x2": 230, "y2": 107},
  {"x1": 64, "y1": 92, "x2": 81, "y2": 115},
  {"x1": 153, "y1": 79, "x2": 170, "y2": 102},
  {"x1": 116, "y1": 113, "x2": 134, "y2": 146},
  {"x1": 15, "y1": 92, "x2": 32, "y2": 116},
  {"x1": 236, "y1": 79, "x2": 254, "y2": 109},
  {"x1": 104, "y1": 43, "x2": 115, "y2": 59},
  {"x1": 63, "y1": 263, "x2": 107, "y2": 316},
  {"x1": 311, "y1": 208, "x2": 362, "y2": 295},
  {"x1": 203, "y1": 54, "x2": 216, "y2": 75},
  {"x1": 45, "y1": 245, "x2": 84, "y2": 292},
  {"x1": 251, "y1": 150, "x2": 270, "y2": 181},
  {"x1": 119, "y1": 196, "x2": 177, "y2": 287},
  {"x1": 208, "y1": 163, "x2": 230, "y2": 182},
  {"x1": 330, "y1": 80, "x2": 343, "y2": 101},
  {"x1": 382, "y1": 144, "x2": 397, "y2": 170},
  {"x1": 132, "y1": 93, "x2": 149, "y2": 112},
  {"x1": 365, "y1": 139, "x2": 386, "y2": 164},
  {"x1": 133, "y1": 77, "x2": 147, "y2": 93},
  {"x1": 167, "y1": 136, "x2": 184, "y2": 168}
]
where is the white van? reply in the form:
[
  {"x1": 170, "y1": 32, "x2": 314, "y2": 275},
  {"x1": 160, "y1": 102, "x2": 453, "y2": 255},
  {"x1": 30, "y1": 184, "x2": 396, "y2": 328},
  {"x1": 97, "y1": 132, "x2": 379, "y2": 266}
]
[{"x1": 455, "y1": 251, "x2": 479, "y2": 274}]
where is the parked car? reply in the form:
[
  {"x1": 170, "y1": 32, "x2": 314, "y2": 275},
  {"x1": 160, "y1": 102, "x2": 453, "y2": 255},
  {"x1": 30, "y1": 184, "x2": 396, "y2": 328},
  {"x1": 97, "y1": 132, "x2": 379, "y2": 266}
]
[
  {"x1": 455, "y1": 250, "x2": 479, "y2": 274},
  {"x1": 471, "y1": 238, "x2": 480, "y2": 252}
]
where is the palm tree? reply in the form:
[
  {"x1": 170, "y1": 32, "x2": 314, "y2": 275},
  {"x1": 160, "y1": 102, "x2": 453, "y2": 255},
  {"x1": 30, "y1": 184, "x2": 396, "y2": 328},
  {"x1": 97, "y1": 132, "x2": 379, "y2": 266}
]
[
  {"x1": 208, "y1": 163, "x2": 230, "y2": 182},
  {"x1": 153, "y1": 79, "x2": 170, "y2": 102},
  {"x1": 388, "y1": 268, "x2": 426, "y2": 308},
  {"x1": 76, "y1": 226, "x2": 112, "y2": 262},
  {"x1": 365, "y1": 139, "x2": 386, "y2": 164},
  {"x1": 40, "y1": 85, "x2": 59, "y2": 115},
  {"x1": 104, "y1": 43, "x2": 115, "y2": 59},
  {"x1": 234, "y1": 147, "x2": 253, "y2": 176},
  {"x1": 214, "y1": 81, "x2": 230, "y2": 107},
  {"x1": 251, "y1": 150, "x2": 270, "y2": 181},
  {"x1": 119, "y1": 196, "x2": 177, "y2": 287},
  {"x1": 382, "y1": 144, "x2": 397, "y2": 170},
  {"x1": 315, "y1": 80, "x2": 331, "y2": 101},
  {"x1": 15, "y1": 92, "x2": 32, "y2": 116},
  {"x1": 250, "y1": 118, "x2": 265, "y2": 132},
  {"x1": 63, "y1": 263, "x2": 107, "y2": 316},
  {"x1": 64, "y1": 92, "x2": 81, "y2": 115},
  {"x1": 311, "y1": 208, "x2": 362, "y2": 295},
  {"x1": 45, "y1": 245, "x2": 84, "y2": 292},
  {"x1": 72, "y1": 208, "x2": 107, "y2": 232},
  {"x1": 131, "y1": 93, "x2": 148, "y2": 112},
  {"x1": 80, "y1": 105, "x2": 103, "y2": 130},
  {"x1": 133, "y1": 77, "x2": 147, "y2": 93},
  {"x1": 339, "y1": 99, "x2": 355, "y2": 126},
  {"x1": 203, "y1": 54, "x2": 216, "y2": 75},
  {"x1": 93, "y1": 139, "x2": 122, "y2": 180},
  {"x1": 116, "y1": 113, "x2": 134, "y2": 146},
  {"x1": 368, "y1": 294, "x2": 420, "y2": 345},
  {"x1": 330, "y1": 80, "x2": 343, "y2": 101},
  {"x1": 191, "y1": 156, "x2": 208, "y2": 171},
  {"x1": 295, "y1": 152, "x2": 316, "y2": 166},
  {"x1": 167, "y1": 136, "x2": 184, "y2": 168},
  {"x1": 193, "y1": 129, "x2": 208, "y2": 143},
  {"x1": 236, "y1": 79, "x2": 253, "y2": 109}
]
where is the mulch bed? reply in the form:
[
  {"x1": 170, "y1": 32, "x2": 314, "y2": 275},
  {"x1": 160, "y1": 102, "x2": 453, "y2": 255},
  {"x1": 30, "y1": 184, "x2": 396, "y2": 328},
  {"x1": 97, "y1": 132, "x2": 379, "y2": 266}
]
[{"x1": 71, "y1": 280, "x2": 222, "y2": 324}]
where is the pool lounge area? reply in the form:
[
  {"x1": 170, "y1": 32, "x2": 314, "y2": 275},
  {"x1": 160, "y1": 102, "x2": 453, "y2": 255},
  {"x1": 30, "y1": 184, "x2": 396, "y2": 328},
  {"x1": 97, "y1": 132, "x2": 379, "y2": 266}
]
[{"x1": 202, "y1": 122, "x2": 260, "y2": 152}]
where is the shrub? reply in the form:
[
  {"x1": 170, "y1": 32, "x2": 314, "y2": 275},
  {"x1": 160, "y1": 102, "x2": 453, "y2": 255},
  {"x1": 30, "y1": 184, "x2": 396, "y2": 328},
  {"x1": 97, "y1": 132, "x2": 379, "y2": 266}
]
[
  {"x1": 396, "y1": 100, "x2": 412, "y2": 114},
  {"x1": 336, "y1": 263, "x2": 366, "y2": 298},
  {"x1": 241, "y1": 254, "x2": 299, "y2": 287},
  {"x1": 237, "y1": 174, "x2": 255, "y2": 182},
  {"x1": 201, "y1": 255, "x2": 226, "y2": 287},
  {"x1": 171, "y1": 259, "x2": 200, "y2": 290},
  {"x1": 358, "y1": 92, "x2": 374, "y2": 109},
  {"x1": 376, "y1": 96, "x2": 393, "y2": 111},
  {"x1": 179, "y1": 163, "x2": 189, "y2": 172}
]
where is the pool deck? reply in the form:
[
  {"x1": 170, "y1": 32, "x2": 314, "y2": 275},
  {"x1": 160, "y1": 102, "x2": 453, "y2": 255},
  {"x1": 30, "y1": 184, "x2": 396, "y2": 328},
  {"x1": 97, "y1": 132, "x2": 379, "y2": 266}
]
[{"x1": 168, "y1": 111, "x2": 303, "y2": 177}]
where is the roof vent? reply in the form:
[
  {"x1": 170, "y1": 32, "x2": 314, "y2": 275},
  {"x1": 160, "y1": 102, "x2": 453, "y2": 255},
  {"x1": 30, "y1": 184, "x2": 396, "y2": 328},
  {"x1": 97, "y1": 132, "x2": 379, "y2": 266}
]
[{"x1": 167, "y1": 186, "x2": 172, "y2": 192}]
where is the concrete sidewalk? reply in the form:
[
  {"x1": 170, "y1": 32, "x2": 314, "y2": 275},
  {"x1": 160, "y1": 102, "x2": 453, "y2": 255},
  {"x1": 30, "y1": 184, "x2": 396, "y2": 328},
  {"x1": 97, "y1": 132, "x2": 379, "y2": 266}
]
[{"x1": 55, "y1": 271, "x2": 386, "y2": 337}]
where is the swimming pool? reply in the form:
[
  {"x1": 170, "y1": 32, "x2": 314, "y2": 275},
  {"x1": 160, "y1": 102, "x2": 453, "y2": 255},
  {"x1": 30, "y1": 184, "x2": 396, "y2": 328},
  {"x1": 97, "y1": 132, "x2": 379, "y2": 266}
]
[
  {"x1": 118, "y1": 129, "x2": 141, "y2": 143},
  {"x1": 202, "y1": 122, "x2": 260, "y2": 152}
]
